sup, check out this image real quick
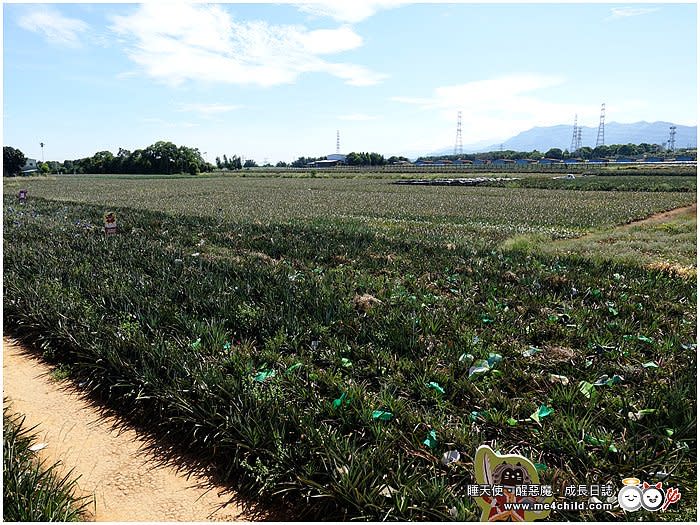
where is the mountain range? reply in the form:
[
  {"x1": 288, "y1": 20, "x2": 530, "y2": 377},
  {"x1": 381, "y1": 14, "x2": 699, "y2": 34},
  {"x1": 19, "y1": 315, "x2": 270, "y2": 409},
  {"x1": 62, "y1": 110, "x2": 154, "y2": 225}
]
[{"x1": 426, "y1": 121, "x2": 697, "y2": 157}]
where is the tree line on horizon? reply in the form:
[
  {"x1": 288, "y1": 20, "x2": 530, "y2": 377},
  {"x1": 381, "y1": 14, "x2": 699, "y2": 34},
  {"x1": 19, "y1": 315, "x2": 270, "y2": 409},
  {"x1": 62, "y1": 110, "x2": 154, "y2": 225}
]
[
  {"x1": 4, "y1": 141, "x2": 696, "y2": 177},
  {"x1": 418, "y1": 143, "x2": 696, "y2": 163},
  {"x1": 4, "y1": 141, "x2": 215, "y2": 176}
]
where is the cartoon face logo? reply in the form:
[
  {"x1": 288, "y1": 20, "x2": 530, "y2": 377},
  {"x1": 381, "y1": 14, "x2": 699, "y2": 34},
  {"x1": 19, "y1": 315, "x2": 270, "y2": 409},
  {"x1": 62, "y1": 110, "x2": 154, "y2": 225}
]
[
  {"x1": 495, "y1": 463, "x2": 527, "y2": 486},
  {"x1": 473, "y1": 446, "x2": 552, "y2": 522},
  {"x1": 641, "y1": 483, "x2": 665, "y2": 512},
  {"x1": 618, "y1": 485, "x2": 643, "y2": 512}
]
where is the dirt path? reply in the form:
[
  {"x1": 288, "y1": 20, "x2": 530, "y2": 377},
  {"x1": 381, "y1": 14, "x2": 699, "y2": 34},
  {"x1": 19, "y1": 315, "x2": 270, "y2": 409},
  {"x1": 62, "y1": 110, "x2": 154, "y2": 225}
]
[
  {"x1": 2, "y1": 337, "x2": 258, "y2": 522},
  {"x1": 621, "y1": 203, "x2": 696, "y2": 228}
]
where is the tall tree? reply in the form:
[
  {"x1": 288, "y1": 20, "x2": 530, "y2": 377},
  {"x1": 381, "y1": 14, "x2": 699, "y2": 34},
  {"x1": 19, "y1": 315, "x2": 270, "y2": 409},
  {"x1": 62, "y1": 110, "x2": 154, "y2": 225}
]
[{"x1": 3, "y1": 146, "x2": 27, "y2": 176}]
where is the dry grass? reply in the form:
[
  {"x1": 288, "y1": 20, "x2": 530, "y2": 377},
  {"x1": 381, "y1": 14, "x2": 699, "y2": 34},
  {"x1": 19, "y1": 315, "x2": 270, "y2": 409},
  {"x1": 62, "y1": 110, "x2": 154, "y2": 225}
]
[{"x1": 541, "y1": 204, "x2": 697, "y2": 271}]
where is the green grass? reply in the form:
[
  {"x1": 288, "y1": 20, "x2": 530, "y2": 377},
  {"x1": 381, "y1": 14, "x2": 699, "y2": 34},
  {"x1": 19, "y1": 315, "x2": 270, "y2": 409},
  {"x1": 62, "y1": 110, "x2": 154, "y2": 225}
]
[
  {"x1": 3, "y1": 405, "x2": 90, "y2": 521},
  {"x1": 3, "y1": 192, "x2": 696, "y2": 521}
]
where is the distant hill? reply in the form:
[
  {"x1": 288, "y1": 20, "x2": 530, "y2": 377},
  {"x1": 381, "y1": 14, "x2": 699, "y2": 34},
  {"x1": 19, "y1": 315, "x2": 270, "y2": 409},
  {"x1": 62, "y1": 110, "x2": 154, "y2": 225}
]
[{"x1": 428, "y1": 121, "x2": 697, "y2": 156}]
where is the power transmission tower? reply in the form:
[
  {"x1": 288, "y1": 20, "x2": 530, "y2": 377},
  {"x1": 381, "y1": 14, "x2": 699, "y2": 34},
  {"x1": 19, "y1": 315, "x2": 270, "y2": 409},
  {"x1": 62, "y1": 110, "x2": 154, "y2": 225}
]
[
  {"x1": 668, "y1": 126, "x2": 677, "y2": 152},
  {"x1": 576, "y1": 127, "x2": 582, "y2": 152},
  {"x1": 595, "y1": 103, "x2": 605, "y2": 147},
  {"x1": 570, "y1": 115, "x2": 578, "y2": 152},
  {"x1": 454, "y1": 111, "x2": 463, "y2": 156}
]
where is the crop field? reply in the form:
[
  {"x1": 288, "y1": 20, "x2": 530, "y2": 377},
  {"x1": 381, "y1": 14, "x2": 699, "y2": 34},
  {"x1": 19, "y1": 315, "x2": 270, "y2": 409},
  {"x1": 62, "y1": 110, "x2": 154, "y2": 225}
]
[
  {"x1": 3, "y1": 175, "x2": 697, "y2": 243},
  {"x1": 3, "y1": 173, "x2": 697, "y2": 520}
]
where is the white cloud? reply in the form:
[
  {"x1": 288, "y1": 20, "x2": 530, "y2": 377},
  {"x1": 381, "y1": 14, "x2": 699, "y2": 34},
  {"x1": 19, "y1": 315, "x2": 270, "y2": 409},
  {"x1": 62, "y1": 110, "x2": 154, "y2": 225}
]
[
  {"x1": 179, "y1": 103, "x2": 243, "y2": 115},
  {"x1": 295, "y1": 1, "x2": 410, "y2": 23},
  {"x1": 110, "y1": 3, "x2": 384, "y2": 88},
  {"x1": 338, "y1": 113, "x2": 379, "y2": 121},
  {"x1": 17, "y1": 7, "x2": 89, "y2": 47},
  {"x1": 607, "y1": 7, "x2": 660, "y2": 21},
  {"x1": 392, "y1": 74, "x2": 600, "y2": 144}
]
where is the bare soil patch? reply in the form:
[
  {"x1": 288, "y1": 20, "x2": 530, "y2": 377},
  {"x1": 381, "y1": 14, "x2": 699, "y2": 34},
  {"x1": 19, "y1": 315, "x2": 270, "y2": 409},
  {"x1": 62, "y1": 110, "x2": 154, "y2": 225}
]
[
  {"x1": 621, "y1": 203, "x2": 696, "y2": 228},
  {"x1": 2, "y1": 337, "x2": 260, "y2": 522}
]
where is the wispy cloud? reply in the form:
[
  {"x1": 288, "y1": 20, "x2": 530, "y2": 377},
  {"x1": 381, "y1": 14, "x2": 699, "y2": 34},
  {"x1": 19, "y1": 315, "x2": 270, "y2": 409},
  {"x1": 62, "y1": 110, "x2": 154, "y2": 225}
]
[
  {"x1": 606, "y1": 7, "x2": 660, "y2": 21},
  {"x1": 110, "y1": 3, "x2": 386, "y2": 88},
  {"x1": 392, "y1": 74, "x2": 599, "y2": 143},
  {"x1": 295, "y1": 1, "x2": 410, "y2": 23},
  {"x1": 179, "y1": 103, "x2": 244, "y2": 115},
  {"x1": 338, "y1": 113, "x2": 379, "y2": 121},
  {"x1": 140, "y1": 117, "x2": 199, "y2": 128},
  {"x1": 17, "y1": 6, "x2": 89, "y2": 47}
]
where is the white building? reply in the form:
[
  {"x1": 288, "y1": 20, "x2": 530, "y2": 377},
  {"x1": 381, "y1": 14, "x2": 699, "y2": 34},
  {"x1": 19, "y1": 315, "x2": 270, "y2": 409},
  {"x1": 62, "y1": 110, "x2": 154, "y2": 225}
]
[{"x1": 21, "y1": 159, "x2": 38, "y2": 173}]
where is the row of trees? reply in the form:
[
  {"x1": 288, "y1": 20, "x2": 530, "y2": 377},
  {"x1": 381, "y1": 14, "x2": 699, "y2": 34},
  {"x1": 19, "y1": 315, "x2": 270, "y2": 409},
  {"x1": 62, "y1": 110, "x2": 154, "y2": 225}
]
[
  {"x1": 68, "y1": 142, "x2": 213, "y2": 174},
  {"x1": 418, "y1": 143, "x2": 696, "y2": 163},
  {"x1": 278, "y1": 153, "x2": 410, "y2": 168},
  {"x1": 4, "y1": 142, "x2": 216, "y2": 176},
  {"x1": 215, "y1": 154, "x2": 243, "y2": 170}
]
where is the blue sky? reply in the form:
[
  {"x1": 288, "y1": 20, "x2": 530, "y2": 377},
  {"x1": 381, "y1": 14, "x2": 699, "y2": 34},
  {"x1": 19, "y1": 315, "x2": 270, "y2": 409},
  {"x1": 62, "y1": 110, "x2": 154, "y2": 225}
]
[{"x1": 3, "y1": 1, "x2": 697, "y2": 163}]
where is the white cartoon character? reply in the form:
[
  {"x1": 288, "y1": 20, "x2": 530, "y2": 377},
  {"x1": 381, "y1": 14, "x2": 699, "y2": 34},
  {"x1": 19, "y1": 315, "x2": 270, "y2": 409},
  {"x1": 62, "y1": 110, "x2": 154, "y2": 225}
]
[
  {"x1": 618, "y1": 478, "x2": 643, "y2": 512},
  {"x1": 641, "y1": 482, "x2": 665, "y2": 512}
]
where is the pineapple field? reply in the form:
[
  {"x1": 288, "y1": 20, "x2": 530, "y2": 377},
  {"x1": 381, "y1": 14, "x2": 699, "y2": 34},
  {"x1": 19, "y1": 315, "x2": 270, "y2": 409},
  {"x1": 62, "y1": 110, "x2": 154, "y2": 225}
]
[{"x1": 3, "y1": 173, "x2": 696, "y2": 520}]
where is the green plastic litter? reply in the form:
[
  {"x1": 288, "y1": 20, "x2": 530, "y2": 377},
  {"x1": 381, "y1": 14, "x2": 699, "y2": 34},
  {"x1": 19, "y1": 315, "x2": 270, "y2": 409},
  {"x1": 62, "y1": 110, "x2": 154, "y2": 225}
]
[
  {"x1": 469, "y1": 411, "x2": 483, "y2": 422},
  {"x1": 592, "y1": 374, "x2": 623, "y2": 387},
  {"x1": 637, "y1": 335, "x2": 654, "y2": 344},
  {"x1": 534, "y1": 463, "x2": 547, "y2": 472},
  {"x1": 584, "y1": 435, "x2": 603, "y2": 446},
  {"x1": 190, "y1": 338, "x2": 202, "y2": 350},
  {"x1": 642, "y1": 361, "x2": 659, "y2": 368},
  {"x1": 487, "y1": 352, "x2": 502, "y2": 367},
  {"x1": 286, "y1": 362, "x2": 302, "y2": 374},
  {"x1": 665, "y1": 428, "x2": 675, "y2": 437},
  {"x1": 422, "y1": 430, "x2": 438, "y2": 449},
  {"x1": 332, "y1": 392, "x2": 350, "y2": 409},
  {"x1": 340, "y1": 357, "x2": 352, "y2": 368},
  {"x1": 530, "y1": 404, "x2": 554, "y2": 423},
  {"x1": 468, "y1": 359, "x2": 491, "y2": 378},
  {"x1": 253, "y1": 370, "x2": 276, "y2": 382},
  {"x1": 522, "y1": 346, "x2": 541, "y2": 357},
  {"x1": 223, "y1": 341, "x2": 232, "y2": 351},
  {"x1": 506, "y1": 417, "x2": 518, "y2": 427},
  {"x1": 481, "y1": 317, "x2": 494, "y2": 324},
  {"x1": 427, "y1": 381, "x2": 445, "y2": 394},
  {"x1": 372, "y1": 410, "x2": 393, "y2": 421},
  {"x1": 579, "y1": 381, "x2": 596, "y2": 399}
]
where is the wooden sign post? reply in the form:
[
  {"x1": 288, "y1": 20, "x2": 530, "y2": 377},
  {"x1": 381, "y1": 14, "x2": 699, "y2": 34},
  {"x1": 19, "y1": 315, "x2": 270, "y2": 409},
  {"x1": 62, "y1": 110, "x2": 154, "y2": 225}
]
[{"x1": 103, "y1": 211, "x2": 117, "y2": 235}]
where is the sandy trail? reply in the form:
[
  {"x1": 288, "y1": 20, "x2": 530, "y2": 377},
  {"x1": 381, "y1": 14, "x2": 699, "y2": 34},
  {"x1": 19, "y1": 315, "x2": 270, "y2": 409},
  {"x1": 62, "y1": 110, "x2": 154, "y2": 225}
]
[
  {"x1": 2, "y1": 337, "x2": 259, "y2": 522},
  {"x1": 622, "y1": 203, "x2": 696, "y2": 227}
]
